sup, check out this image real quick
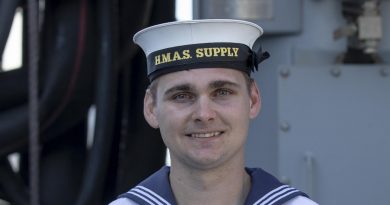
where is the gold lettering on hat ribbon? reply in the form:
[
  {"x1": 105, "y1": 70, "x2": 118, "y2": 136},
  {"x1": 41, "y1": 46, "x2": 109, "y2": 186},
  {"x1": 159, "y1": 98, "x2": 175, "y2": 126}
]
[
  {"x1": 154, "y1": 47, "x2": 240, "y2": 66},
  {"x1": 155, "y1": 49, "x2": 191, "y2": 65},
  {"x1": 196, "y1": 47, "x2": 239, "y2": 58}
]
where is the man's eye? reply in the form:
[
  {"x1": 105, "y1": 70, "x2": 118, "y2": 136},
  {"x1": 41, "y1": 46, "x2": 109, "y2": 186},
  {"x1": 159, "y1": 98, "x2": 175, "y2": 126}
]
[
  {"x1": 215, "y1": 89, "x2": 232, "y2": 97},
  {"x1": 172, "y1": 93, "x2": 194, "y2": 101}
]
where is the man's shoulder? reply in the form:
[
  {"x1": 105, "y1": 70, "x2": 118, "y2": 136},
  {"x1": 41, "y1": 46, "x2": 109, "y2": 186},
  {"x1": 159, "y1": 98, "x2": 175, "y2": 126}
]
[
  {"x1": 246, "y1": 167, "x2": 320, "y2": 204},
  {"x1": 283, "y1": 196, "x2": 319, "y2": 205},
  {"x1": 108, "y1": 167, "x2": 172, "y2": 205}
]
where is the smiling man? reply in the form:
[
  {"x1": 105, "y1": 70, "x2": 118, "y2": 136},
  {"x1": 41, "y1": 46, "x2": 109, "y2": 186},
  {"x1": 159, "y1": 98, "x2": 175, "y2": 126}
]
[{"x1": 110, "y1": 19, "x2": 318, "y2": 205}]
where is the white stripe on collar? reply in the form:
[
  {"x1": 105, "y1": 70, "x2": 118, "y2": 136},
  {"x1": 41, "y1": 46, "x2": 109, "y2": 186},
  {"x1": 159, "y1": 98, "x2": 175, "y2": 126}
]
[
  {"x1": 253, "y1": 185, "x2": 299, "y2": 205},
  {"x1": 129, "y1": 186, "x2": 171, "y2": 205},
  {"x1": 127, "y1": 191, "x2": 157, "y2": 205},
  {"x1": 266, "y1": 190, "x2": 300, "y2": 205}
]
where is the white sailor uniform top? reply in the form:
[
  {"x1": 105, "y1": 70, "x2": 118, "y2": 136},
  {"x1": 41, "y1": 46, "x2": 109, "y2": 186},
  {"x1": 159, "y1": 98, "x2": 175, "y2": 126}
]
[{"x1": 113, "y1": 166, "x2": 312, "y2": 205}]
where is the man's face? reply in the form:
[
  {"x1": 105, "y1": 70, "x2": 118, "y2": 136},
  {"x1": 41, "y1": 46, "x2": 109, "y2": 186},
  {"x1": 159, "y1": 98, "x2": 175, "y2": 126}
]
[{"x1": 144, "y1": 68, "x2": 261, "y2": 170}]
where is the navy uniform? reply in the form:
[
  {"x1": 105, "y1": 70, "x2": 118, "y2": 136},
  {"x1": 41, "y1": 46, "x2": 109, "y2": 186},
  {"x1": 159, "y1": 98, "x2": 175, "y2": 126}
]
[
  {"x1": 109, "y1": 19, "x2": 318, "y2": 205},
  {"x1": 110, "y1": 166, "x2": 317, "y2": 205}
]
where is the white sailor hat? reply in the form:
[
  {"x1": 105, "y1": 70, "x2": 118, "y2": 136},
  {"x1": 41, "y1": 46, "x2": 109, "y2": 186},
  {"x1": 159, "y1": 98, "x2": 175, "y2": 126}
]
[{"x1": 133, "y1": 19, "x2": 269, "y2": 81}]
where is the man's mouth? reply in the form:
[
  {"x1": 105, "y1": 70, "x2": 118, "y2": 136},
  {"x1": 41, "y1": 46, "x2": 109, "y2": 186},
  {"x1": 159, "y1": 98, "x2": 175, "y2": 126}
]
[{"x1": 187, "y1": 131, "x2": 223, "y2": 138}]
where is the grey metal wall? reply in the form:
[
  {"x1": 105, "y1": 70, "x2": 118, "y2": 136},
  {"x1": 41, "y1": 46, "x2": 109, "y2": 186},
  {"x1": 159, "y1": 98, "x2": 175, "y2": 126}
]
[{"x1": 194, "y1": 0, "x2": 390, "y2": 204}]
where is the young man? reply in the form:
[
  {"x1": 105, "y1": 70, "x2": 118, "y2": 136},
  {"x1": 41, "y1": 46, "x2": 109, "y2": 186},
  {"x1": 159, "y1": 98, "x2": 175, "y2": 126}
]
[{"x1": 110, "y1": 19, "x2": 318, "y2": 205}]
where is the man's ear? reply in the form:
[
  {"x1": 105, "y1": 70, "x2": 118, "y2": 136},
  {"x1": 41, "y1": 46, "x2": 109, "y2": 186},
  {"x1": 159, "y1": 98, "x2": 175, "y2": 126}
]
[
  {"x1": 144, "y1": 89, "x2": 159, "y2": 128},
  {"x1": 249, "y1": 81, "x2": 261, "y2": 119}
]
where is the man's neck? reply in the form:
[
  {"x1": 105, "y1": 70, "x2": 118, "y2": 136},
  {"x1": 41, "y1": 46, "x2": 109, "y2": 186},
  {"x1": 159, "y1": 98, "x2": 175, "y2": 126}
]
[{"x1": 169, "y1": 162, "x2": 251, "y2": 205}]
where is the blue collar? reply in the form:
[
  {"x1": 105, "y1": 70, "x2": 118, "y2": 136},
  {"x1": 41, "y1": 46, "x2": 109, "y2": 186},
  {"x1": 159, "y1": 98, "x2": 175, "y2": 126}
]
[{"x1": 118, "y1": 166, "x2": 307, "y2": 205}]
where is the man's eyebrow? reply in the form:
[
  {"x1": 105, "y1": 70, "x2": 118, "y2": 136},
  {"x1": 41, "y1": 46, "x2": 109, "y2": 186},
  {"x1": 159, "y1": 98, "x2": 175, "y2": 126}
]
[
  {"x1": 163, "y1": 80, "x2": 240, "y2": 96},
  {"x1": 164, "y1": 83, "x2": 193, "y2": 96},
  {"x1": 209, "y1": 80, "x2": 240, "y2": 89}
]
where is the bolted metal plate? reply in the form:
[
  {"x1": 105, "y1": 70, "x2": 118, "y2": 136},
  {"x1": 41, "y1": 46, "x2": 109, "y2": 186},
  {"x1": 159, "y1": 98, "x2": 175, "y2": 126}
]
[{"x1": 277, "y1": 65, "x2": 390, "y2": 204}]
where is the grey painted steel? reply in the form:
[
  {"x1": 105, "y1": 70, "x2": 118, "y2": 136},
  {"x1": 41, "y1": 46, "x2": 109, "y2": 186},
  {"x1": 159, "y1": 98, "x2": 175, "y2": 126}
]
[
  {"x1": 245, "y1": 0, "x2": 390, "y2": 174},
  {"x1": 277, "y1": 65, "x2": 390, "y2": 204},
  {"x1": 193, "y1": 0, "x2": 302, "y2": 34}
]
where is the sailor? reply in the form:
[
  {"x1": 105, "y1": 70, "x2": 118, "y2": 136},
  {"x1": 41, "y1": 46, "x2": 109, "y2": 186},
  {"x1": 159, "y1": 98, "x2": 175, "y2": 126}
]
[{"x1": 109, "y1": 19, "x2": 318, "y2": 205}]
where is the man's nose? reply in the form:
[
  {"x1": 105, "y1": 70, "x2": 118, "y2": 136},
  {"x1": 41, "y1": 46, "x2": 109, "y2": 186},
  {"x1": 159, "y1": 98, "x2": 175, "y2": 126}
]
[{"x1": 192, "y1": 96, "x2": 216, "y2": 122}]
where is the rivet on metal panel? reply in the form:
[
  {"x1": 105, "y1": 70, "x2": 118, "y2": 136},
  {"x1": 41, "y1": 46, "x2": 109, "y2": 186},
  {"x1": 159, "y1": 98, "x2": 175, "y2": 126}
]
[
  {"x1": 330, "y1": 66, "x2": 341, "y2": 77},
  {"x1": 280, "y1": 121, "x2": 290, "y2": 132},
  {"x1": 280, "y1": 68, "x2": 290, "y2": 78},
  {"x1": 380, "y1": 67, "x2": 388, "y2": 77}
]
